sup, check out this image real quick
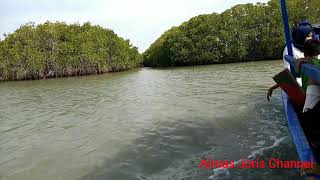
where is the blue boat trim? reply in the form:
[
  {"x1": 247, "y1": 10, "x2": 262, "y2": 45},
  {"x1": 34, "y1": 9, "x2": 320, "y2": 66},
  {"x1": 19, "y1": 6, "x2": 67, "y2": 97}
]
[
  {"x1": 281, "y1": 91, "x2": 317, "y2": 162},
  {"x1": 280, "y1": 0, "x2": 298, "y2": 78},
  {"x1": 281, "y1": 91, "x2": 320, "y2": 179},
  {"x1": 285, "y1": 55, "x2": 320, "y2": 84},
  {"x1": 280, "y1": 0, "x2": 293, "y2": 57}
]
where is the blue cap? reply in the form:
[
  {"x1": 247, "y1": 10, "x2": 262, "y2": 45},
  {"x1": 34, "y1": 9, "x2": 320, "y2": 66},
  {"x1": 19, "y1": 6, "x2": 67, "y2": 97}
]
[{"x1": 292, "y1": 26, "x2": 313, "y2": 49}]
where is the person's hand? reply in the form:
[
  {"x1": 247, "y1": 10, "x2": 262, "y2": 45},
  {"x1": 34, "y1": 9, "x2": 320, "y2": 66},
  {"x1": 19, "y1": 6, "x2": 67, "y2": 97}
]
[
  {"x1": 296, "y1": 59, "x2": 305, "y2": 73},
  {"x1": 267, "y1": 86, "x2": 274, "y2": 101},
  {"x1": 296, "y1": 58, "x2": 312, "y2": 74},
  {"x1": 300, "y1": 162, "x2": 320, "y2": 177}
]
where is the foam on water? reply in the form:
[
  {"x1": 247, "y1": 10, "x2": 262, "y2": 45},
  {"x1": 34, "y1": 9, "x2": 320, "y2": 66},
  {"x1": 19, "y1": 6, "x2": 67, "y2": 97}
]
[{"x1": 209, "y1": 137, "x2": 288, "y2": 180}]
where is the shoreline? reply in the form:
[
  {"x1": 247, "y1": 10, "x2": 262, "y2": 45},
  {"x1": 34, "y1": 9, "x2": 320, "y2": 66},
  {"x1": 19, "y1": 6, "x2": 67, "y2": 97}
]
[
  {"x1": 0, "y1": 59, "x2": 281, "y2": 82},
  {"x1": 143, "y1": 58, "x2": 281, "y2": 68},
  {"x1": 0, "y1": 67, "x2": 143, "y2": 82}
]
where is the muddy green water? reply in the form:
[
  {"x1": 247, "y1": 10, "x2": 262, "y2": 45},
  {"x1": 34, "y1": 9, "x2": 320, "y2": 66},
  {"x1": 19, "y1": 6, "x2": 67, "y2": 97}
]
[{"x1": 0, "y1": 60, "x2": 302, "y2": 180}]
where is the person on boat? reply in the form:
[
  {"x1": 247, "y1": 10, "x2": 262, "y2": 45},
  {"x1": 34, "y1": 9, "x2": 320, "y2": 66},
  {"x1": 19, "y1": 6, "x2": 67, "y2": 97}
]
[
  {"x1": 295, "y1": 39, "x2": 320, "y2": 156},
  {"x1": 296, "y1": 39, "x2": 320, "y2": 116},
  {"x1": 267, "y1": 24, "x2": 314, "y2": 101},
  {"x1": 284, "y1": 21, "x2": 314, "y2": 72}
]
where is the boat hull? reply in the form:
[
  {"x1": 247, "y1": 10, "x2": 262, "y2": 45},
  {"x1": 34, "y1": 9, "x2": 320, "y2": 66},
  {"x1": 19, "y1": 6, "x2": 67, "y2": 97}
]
[{"x1": 281, "y1": 91, "x2": 320, "y2": 179}]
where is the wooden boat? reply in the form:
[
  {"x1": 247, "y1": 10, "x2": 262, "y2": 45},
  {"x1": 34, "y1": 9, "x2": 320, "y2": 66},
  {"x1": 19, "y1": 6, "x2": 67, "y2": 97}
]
[{"x1": 280, "y1": 1, "x2": 320, "y2": 178}]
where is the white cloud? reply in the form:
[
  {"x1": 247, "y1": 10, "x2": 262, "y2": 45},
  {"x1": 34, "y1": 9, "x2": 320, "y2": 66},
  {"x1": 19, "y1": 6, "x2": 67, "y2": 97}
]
[{"x1": 0, "y1": 0, "x2": 269, "y2": 52}]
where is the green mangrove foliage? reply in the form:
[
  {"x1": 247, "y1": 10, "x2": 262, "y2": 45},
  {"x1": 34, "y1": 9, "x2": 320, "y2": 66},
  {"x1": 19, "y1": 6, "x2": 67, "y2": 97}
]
[
  {"x1": 143, "y1": 0, "x2": 320, "y2": 67},
  {"x1": 0, "y1": 22, "x2": 142, "y2": 81}
]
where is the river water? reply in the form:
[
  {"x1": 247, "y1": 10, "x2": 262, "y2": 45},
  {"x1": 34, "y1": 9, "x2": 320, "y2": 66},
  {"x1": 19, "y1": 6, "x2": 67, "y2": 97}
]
[{"x1": 0, "y1": 60, "x2": 302, "y2": 180}]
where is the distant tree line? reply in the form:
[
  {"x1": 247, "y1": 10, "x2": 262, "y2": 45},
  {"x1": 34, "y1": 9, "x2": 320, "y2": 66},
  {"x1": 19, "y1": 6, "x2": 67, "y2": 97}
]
[
  {"x1": 0, "y1": 22, "x2": 142, "y2": 81},
  {"x1": 143, "y1": 0, "x2": 320, "y2": 67}
]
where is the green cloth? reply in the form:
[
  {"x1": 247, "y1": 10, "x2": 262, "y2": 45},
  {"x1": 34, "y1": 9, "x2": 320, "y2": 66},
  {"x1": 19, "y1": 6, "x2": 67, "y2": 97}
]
[{"x1": 301, "y1": 58, "x2": 320, "y2": 91}]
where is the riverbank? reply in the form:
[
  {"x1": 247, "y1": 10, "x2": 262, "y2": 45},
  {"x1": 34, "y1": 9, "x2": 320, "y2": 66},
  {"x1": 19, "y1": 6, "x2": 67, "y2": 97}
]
[
  {"x1": 0, "y1": 59, "x2": 280, "y2": 82},
  {"x1": 143, "y1": 58, "x2": 282, "y2": 69},
  {"x1": 0, "y1": 67, "x2": 138, "y2": 81}
]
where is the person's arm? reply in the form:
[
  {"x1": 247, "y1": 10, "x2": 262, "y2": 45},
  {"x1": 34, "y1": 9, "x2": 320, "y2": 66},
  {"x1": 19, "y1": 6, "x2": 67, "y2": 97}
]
[
  {"x1": 297, "y1": 58, "x2": 317, "y2": 85},
  {"x1": 295, "y1": 58, "x2": 304, "y2": 77},
  {"x1": 309, "y1": 61, "x2": 318, "y2": 85},
  {"x1": 267, "y1": 84, "x2": 280, "y2": 101},
  {"x1": 296, "y1": 57, "x2": 312, "y2": 76}
]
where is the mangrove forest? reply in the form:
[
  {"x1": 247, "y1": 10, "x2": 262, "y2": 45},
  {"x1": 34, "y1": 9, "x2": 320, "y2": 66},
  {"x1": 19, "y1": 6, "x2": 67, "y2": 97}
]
[
  {"x1": 0, "y1": 22, "x2": 142, "y2": 81},
  {"x1": 143, "y1": 0, "x2": 320, "y2": 67}
]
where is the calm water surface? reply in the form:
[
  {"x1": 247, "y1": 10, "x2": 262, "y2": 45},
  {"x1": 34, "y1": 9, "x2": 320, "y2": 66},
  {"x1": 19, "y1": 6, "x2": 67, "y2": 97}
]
[{"x1": 0, "y1": 60, "x2": 302, "y2": 180}]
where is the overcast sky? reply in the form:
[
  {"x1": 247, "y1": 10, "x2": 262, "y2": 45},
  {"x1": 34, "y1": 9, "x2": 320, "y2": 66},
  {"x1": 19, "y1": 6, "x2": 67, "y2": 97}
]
[{"x1": 0, "y1": 0, "x2": 269, "y2": 52}]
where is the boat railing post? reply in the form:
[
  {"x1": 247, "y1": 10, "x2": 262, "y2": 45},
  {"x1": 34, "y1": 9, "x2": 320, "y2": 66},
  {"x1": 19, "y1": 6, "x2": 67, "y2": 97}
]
[{"x1": 280, "y1": 0, "x2": 297, "y2": 77}]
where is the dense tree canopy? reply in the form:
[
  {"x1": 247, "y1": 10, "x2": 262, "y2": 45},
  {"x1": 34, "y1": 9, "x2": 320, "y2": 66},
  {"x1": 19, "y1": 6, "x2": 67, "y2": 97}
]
[
  {"x1": 143, "y1": 0, "x2": 320, "y2": 67},
  {"x1": 0, "y1": 22, "x2": 142, "y2": 81}
]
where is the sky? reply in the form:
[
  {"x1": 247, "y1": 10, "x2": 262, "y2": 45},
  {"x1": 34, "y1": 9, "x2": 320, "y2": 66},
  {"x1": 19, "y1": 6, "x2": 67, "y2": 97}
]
[{"x1": 0, "y1": 0, "x2": 269, "y2": 52}]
